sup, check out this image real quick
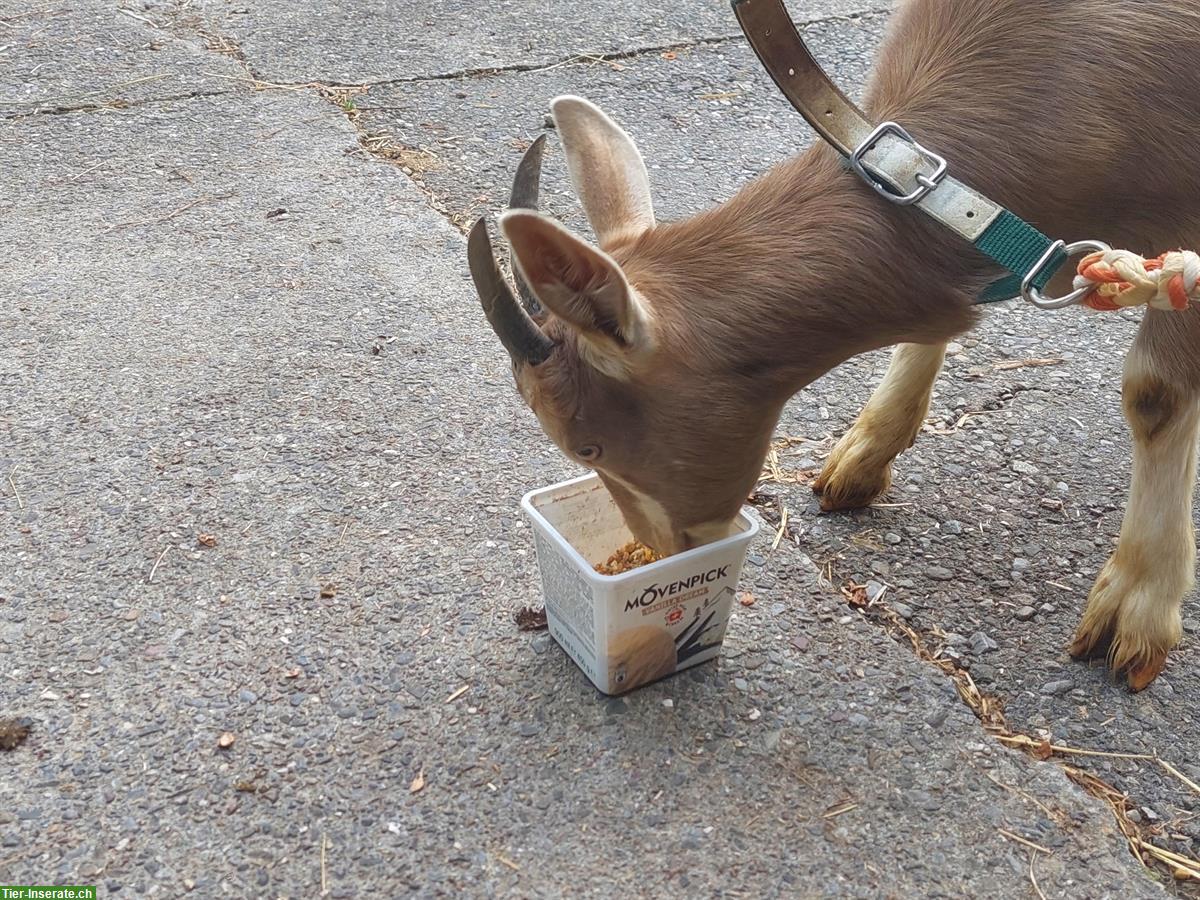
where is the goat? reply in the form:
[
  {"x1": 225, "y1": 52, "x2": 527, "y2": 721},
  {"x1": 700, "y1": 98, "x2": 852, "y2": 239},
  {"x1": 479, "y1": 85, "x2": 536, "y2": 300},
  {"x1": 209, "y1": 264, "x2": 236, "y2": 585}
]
[{"x1": 469, "y1": 0, "x2": 1200, "y2": 691}]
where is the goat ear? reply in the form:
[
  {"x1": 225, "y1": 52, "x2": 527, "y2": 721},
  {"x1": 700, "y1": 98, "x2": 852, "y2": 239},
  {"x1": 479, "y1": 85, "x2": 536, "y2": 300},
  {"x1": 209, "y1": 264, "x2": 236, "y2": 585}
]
[
  {"x1": 551, "y1": 95, "x2": 656, "y2": 247},
  {"x1": 499, "y1": 210, "x2": 652, "y2": 359}
]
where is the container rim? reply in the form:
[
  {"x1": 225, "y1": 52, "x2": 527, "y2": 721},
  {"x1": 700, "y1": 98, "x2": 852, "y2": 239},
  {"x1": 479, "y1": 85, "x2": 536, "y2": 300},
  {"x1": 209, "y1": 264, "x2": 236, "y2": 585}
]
[{"x1": 520, "y1": 473, "x2": 762, "y2": 585}]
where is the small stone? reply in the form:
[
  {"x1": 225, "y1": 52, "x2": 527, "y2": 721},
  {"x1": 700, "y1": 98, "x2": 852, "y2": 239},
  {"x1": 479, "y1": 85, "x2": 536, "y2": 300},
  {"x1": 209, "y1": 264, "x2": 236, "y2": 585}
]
[
  {"x1": 747, "y1": 708, "x2": 761, "y2": 721},
  {"x1": 543, "y1": 114, "x2": 556, "y2": 129},
  {"x1": 661, "y1": 699, "x2": 674, "y2": 710},
  {"x1": 891, "y1": 602, "x2": 914, "y2": 621},
  {"x1": 865, "y1": 581, "x2": 887, "y2": 602},
  {"x1": 1012, "y1": 460, "x2": 1040, "y2": 476},
  {"x1": 1041, "y1": 679, "x2": 1074, "y2": 696},
  {"x1": 238, "y1": 689, "x2": 257, "y2": 704},
  {"x1": 217, "y1": 732, "x2": 236, "y2": 749},
  {"x1": 925, "y1": 708, "x2": 949, "y2": 728},
  {"x1": 970, "y1": 631, "x2": 999, "y2": 655},
  {"x1": 941, "y1": 520, "x2": 963, "y2": 535},
  {"x1": 1127, "y1": 809, "x2": 1143, "y2": 824},
  {"x1": 1041, "y1": 603, "x2": 1058, "y2": 614},
  {"x1": 972, "y1": 663, "x2": 997, "y2": 684},
  {"x1": 1011, "y1": 558, "x2": 1030, "y2": 572},
  {"x1": 926, "y1": 566, "x2": 954, "y2": 581},
  {"x1": 517, "y1": 722, "x2": 541, "y2": 737},
  {"x1": 733, "y1": 678, "x2": 749, "y2": 692},
  {"x1": 1015, "y1": 606, "x2": 1038, "y2": 622},
  {"x1": 530, "y1": 635, "x2": 553, "y2": 655},
  {"x1": 791, "y1": 635, "x2": 811, "y2": 652},
  {"x1": 885, "y1": 533, "x2": 902, "y2": 545},
  {"x1": 1183, "y1": 618, "x2": 1199, "y2": 634}
]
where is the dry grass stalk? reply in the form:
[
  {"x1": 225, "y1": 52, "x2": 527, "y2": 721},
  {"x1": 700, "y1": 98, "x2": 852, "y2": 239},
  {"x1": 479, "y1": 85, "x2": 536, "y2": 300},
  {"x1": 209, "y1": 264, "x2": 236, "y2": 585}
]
[
  {"x1": 320, "y1": 832, "x2": 328, "y2": 895},
  {"x1": 7, "y1": 466, "x2": 23, "y2": 510},
  {"x1": 822, "y1": 800, "x2": 858, "y2": 819},
  {"x1": 992, "y1": 358, "x2": 1064, "y2": 371},
  {"x1": 147, "y1": 546, "x2": 170, "y2": 583},
  {"x1": 771, "y1": 506, "x2": 789, "y2": 551},
  {"x1": 998, "y1": 828, "x2": 1053, "y2": 855},
  {"x1": 1029, "y1": 853, "x2": 1048, "y2": 900}
]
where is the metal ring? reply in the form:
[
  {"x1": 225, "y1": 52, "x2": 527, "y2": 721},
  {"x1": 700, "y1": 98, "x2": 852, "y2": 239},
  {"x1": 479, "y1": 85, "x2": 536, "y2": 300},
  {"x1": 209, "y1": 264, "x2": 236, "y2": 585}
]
[
  {"x1": 849, "y1": 121, "x2": 949, "y2": 207},
  {"x1": 1021, "y1": 240, "x2": 1112, "y2": 310}
]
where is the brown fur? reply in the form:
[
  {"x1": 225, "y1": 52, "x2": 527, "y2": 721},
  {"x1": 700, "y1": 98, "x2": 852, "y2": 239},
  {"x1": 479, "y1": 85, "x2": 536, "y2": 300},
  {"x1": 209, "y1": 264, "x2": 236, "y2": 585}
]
[{"x1": 498, "y1": 0, "x2": 1200, "y2": 687}]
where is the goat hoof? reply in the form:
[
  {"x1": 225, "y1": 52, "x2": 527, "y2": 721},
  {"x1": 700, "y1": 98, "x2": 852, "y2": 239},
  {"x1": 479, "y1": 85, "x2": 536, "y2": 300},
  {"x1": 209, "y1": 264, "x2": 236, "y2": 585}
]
[
  {"x1": 1071, "y1": 556, "x2": 1183, "y2": 693},
  {"x1": 812, "y1": 460, "x2": 892, "y2": 512},
  {"x1": 1125, "y1": 654, "x2": 1168, "y2": 693}
]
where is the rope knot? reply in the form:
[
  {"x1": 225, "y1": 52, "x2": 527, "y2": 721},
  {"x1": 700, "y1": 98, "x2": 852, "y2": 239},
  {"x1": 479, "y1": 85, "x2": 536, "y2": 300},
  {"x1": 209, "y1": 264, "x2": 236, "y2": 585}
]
[{"x1": 1074, "y1": 249, "x2": 1200, "y2": 312}]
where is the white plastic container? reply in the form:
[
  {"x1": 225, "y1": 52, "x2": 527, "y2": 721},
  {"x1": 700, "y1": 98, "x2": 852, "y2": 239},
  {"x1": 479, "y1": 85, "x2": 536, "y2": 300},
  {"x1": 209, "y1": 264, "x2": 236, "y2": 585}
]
[{"x1": 521, "y1": 473, "x2": 761, "y2": 695}]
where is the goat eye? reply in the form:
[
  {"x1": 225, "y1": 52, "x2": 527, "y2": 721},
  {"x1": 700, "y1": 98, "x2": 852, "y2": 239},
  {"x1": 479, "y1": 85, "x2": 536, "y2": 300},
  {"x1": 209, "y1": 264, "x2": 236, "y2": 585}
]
[{"x1": 577, "y1": 445, "x2": 602, "y2": 462}]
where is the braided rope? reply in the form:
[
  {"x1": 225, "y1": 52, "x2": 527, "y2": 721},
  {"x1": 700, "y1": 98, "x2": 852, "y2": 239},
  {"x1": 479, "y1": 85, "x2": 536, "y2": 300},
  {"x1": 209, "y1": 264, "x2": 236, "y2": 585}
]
[{"x1": 1074, "y1": 249, "x2": 1200, "y2": 312}]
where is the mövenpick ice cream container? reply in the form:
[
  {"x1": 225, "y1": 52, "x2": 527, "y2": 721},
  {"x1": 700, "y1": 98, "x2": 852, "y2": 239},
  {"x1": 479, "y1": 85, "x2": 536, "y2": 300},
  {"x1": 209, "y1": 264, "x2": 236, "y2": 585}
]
[{"x1": 521, "y1": 474, "x2": 761, "y2": 695}]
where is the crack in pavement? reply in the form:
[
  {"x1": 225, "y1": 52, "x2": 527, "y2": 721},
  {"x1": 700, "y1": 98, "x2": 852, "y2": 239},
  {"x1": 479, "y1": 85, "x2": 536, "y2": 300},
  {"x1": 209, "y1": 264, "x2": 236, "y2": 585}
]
[
  {"x1": 2, "y1": 89, "x2": 241, "y2": 121},
  {"x1": 371, "y1": 7, "x2": 891, "y2": 87}
]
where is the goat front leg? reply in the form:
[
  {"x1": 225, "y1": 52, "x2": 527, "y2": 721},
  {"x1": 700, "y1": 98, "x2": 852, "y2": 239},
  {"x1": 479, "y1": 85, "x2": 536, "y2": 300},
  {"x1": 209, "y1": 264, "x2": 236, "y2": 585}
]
[
  {"x1": 1071, "y1": 339, "x2": 1200, "y2": 691},
  {"x1": 814, "y1": 342, "x2": 946, "y2": 511}
]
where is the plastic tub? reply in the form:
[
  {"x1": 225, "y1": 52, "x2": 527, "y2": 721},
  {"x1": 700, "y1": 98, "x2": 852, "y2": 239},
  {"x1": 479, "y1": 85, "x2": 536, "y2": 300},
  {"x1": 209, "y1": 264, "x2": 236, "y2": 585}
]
[{"x1": 521, "y1": 473, "x2": 761, "y2": 695}]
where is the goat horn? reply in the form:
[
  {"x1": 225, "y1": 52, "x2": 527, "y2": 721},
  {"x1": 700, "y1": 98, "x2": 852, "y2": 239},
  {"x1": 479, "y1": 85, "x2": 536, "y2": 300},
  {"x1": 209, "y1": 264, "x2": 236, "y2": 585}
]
[
  {"x1": 507, "y1": 134, "x2": 547, "y2": 318},
  {"x1": 467, "y1": 217, "x2": 555, "y2": 367}
]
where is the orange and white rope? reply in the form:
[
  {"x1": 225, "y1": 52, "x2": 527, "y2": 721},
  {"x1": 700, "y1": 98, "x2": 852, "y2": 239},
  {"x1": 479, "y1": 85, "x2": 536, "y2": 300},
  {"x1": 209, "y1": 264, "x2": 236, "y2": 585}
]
[{"x1": 1074, "y1": 249, "x2": 1200, "y2": 312}]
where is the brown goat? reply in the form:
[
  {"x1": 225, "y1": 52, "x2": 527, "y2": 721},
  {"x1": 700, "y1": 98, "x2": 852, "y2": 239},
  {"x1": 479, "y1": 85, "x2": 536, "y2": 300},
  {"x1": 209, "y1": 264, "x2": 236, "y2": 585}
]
[{"x1": 472, "y1": 0, "x2": 1200, "y2": 691}]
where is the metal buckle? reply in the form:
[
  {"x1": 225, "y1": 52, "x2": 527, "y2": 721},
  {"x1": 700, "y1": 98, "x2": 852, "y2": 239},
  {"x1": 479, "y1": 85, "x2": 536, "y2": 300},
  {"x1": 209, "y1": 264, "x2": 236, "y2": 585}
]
[
  {"x1": 1021, "y1": 240, "x2": 1112, "y2": 310},
  {"x1": 849, "y1": 122, "x2": 948, "y2": 206}
]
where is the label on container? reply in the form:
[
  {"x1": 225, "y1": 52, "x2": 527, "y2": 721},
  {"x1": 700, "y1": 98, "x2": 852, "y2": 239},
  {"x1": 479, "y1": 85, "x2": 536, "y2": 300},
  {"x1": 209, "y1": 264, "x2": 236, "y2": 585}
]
[{"x1": 602, "y1": 579, "x2": 737, "y2": 694}]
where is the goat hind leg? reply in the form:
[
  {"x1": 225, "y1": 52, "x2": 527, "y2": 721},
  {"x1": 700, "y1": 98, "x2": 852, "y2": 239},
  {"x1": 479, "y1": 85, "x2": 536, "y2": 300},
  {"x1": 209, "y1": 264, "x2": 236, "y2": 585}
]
[
  {"x1": 814, "y1": 342, "x2": 946, "y2": 511},
  {"x1": 1071, "y1": 314, "x2": 1200, "y2": 691}
]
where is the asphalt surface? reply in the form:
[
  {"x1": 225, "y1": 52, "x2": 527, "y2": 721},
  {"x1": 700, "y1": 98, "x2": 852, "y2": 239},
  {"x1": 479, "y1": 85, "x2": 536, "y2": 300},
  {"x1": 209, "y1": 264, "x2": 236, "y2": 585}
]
[{"x1": 1, "y1": 1, "x2": 1195, "y2": 897}]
